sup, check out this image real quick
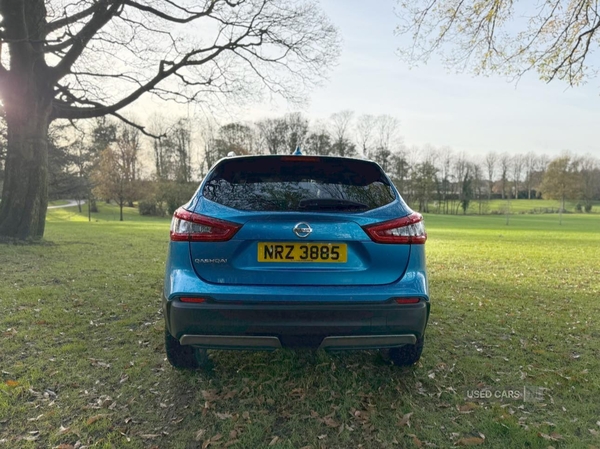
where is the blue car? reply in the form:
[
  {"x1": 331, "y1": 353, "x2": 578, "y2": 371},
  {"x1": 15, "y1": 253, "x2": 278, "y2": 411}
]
[{"x1": 163, "y1": 154, "x2": 429, "y2": 368}]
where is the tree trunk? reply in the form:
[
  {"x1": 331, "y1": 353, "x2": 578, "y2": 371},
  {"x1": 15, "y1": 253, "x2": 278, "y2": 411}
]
[
  {"x1": 0, "y1": 104, "x2": 51, "y2": 240},
  {"x1": 0, "y1": 0, "x2": 53, "y2": 240}
]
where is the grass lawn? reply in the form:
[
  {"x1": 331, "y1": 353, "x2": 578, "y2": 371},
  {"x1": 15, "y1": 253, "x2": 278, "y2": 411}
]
[
  {"x1": 483, "y1": 199, "x2": 600, "y2": 214},
  {"x1": 47, "y1": 200, "x2": 71, "y2": 207},
  {"x1": 1, "y1": 205, "x2": 600, "y2": 448},
  {"x1": 428, "y1": 198, "x2": 600, "y2": 215}
]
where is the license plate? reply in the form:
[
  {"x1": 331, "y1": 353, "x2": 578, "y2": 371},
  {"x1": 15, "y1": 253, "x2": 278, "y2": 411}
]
[{"x1": 258, "y1": 242, "x2": 347, "y2": 263}]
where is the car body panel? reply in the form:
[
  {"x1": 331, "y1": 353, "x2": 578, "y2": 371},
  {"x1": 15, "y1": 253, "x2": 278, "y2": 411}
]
[
  {"x1": 164, "y1": 240, "x2": 428, "y2": 303},
  {"x1": 188, "y1": 208, "x2": 413, "y2": 286}
]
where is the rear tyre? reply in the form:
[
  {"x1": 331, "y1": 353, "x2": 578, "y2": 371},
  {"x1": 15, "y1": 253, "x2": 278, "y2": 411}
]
[
  {"x1": 388, "y1": 337, "x2": 424, "y2": 367},
  {"x1": 165, "y1": 328, "x2": 209, "y2": 369}
]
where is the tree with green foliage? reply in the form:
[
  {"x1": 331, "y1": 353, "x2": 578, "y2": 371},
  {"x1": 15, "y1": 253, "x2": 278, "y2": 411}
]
[
  {"x1": 411, "y1": 161, "x2": 438, "y2": 213},
  {"x1": 170, "y1": 120, "x2": 193, "y2": 184},
  {"x1": 92, "y1": 141, "x2": 140, "y2": 222},
  {"x1": 215, "y1": 123, "x2": 255, "y2": 157},
  {"x1": 460, "y1": 171, "x2": 474, "y2": 215},
  {"x1": 47, "y1": 128, "x2": 85, "y2": 202},
  {"x1": 579, "y1": 156, "x2": 600, "y2": 213},
  {"x1": 390, "y1": 151, "x2": 412, "y2": 201},
  {"x1": 304, "y1": 128, "x2": 333, "y2": 156},
  {"x1": 540, "y1": 156, "x2": 582, "y2": 223}
]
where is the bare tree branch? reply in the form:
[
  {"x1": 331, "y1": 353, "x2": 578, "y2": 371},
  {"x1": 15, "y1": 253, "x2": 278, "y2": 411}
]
[
  {"x1": 122, "y1": 0, "x2": 216, "y2": 23},
  {"x1": 46, "y1": 2, "x2": 103, "y2": 34},
  {"x1": 396, "y1": 0, "x2": 600, "y2": 86},
  {"x1": 50, "y1": 0, "x2": 124, "y2": 82}
]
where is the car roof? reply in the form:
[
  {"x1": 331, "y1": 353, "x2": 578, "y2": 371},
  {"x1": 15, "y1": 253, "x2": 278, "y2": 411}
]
[{"x1": 219, "y1": 154, "x2": 373, "y2": 162}]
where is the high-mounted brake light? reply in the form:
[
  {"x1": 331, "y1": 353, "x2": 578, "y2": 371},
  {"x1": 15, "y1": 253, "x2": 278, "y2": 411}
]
[
  {"x1": 280, "y1": 156, "x2": 321, "y2": 162},
  {"x1": 170, "y1": 208, "x2": 241, "y2": 242},
  {"x1": 363, "y1": 213, "x2": 427, "y2": 244}
]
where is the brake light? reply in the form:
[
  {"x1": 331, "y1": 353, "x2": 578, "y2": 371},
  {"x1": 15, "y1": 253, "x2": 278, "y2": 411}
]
[
  {"x1": 363, "y1": 213, "x2": 427, "y2": 244},
  {"x1": 394, "y1": 297, "x2": 421, "y2": 304},
  {"x1": 180, "y1": 297, "x2": 207, "y2": 303},
  {"x1": 170, "y1": 208, "x2": 241, "y2": 242}
]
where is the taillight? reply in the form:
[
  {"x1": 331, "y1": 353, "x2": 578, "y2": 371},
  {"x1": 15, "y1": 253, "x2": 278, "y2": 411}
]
[
  {"x1": 363, "y1": 213, "x2": 427, "y2": 244},
  {"x1": 170, "y1": 208, "x2": 241, "y2": 242}
]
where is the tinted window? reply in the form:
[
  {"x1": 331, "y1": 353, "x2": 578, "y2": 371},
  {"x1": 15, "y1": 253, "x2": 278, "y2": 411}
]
[{"x1": 203, "y1": 157, "x2": 395, "y2": 212}]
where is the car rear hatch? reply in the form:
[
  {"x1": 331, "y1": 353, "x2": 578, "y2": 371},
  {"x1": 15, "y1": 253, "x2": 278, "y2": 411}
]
[{"x1": 182, "y1": 155, "x2": 417, "y2": 286}]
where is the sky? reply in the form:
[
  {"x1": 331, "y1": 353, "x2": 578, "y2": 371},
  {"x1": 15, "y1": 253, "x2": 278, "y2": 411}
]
[{"x1": 239, "y1": 0, "x2": 600, "y2": 159}]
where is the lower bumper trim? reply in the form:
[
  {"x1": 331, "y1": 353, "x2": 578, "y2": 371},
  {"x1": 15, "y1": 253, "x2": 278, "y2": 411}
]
[
  {"x1": 179, "y1": 334, "x2": 417, "y2": 351},
  {"x1": 180, "y1": 335, "x2": 282, "y2": 350},
  {"x1": 319, "y1": 334, "x2": 416, "y2": 350}
]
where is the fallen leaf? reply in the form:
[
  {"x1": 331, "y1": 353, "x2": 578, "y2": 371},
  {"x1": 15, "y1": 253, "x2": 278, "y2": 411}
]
[
  {"x1": 201, "y1": 434, "x2": 219, "y2": 449},
  {"x1": 86, "y1": 414, "x2": 109, "y2": 425},
  {"x1": 216, "y1": 412, "x2": 233, "y2": 420},
  {"x1": 223, "y1": 390, "x2": 237, "y2": 400},
  {"x1": 5, "y1": 380, "x2": 19, "y2": 387},
  {"x1": 589, "y1": 429, "x2": 599, "y2": 437},
  {"x1": 408, "y1": 434, "x2": 423, "y2": 448},
  {"x1": 269, "y1": 436, "x2": 279, "y2": 446},
  {"x1": 290, "y1": 388, "x2": 304, "y2": 396},
  {"x1": 201, "y1": 390, "x2": 220, "y2": 401},
  {"x1": 55, "y1": 445, "x2": 74, "y2": 449},
  {"x1": 398, "y1": 412, "x2": 413, "y2": 427},
  {"x1": 2, "y1": 328, "x2": 17, "y2": 337},
  {"x1": 538, "y1": 432, "x2": 563, "y2": 441},
  {"x1": 458, "y1": 403, "x2": 478, "y2": 413},
  {"x1": 317, "y1": 434, "x2": 327, "y2": 440},
  {"x1": 195, "y1": 429, "x2": 206, "y2": 441},
  {"x1": 89, "y1": 359, "x2": 110, "y2": 369},
  {"x1": 456, "y1": 437, "x2": 485, "y2": 446},
  {"x1": 323, "y1": 416, "x2": 340, "y2": 428},
  {"x1": 140, "y1": 434, "x2": 160, "y2": 439}
]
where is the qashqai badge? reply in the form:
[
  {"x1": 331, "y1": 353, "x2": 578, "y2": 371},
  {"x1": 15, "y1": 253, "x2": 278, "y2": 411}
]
[{"x1": 293, "y1": 222, "x2": 312, "y2": 238}]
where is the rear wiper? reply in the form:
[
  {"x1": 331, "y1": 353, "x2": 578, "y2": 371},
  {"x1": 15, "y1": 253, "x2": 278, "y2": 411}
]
[{"x1": 298, "y1": 198, "x2": 368, "y2": 211}]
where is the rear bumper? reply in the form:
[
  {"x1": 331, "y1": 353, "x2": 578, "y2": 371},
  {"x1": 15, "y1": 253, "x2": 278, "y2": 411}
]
[{"x1": 165, "y1": 299, "x2": 429, "y2": 350}]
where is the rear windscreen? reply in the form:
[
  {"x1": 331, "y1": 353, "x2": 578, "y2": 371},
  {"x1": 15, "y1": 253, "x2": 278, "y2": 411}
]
[{"x1": 202, "y1": 157, "x2": 396, "y2": 212}]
